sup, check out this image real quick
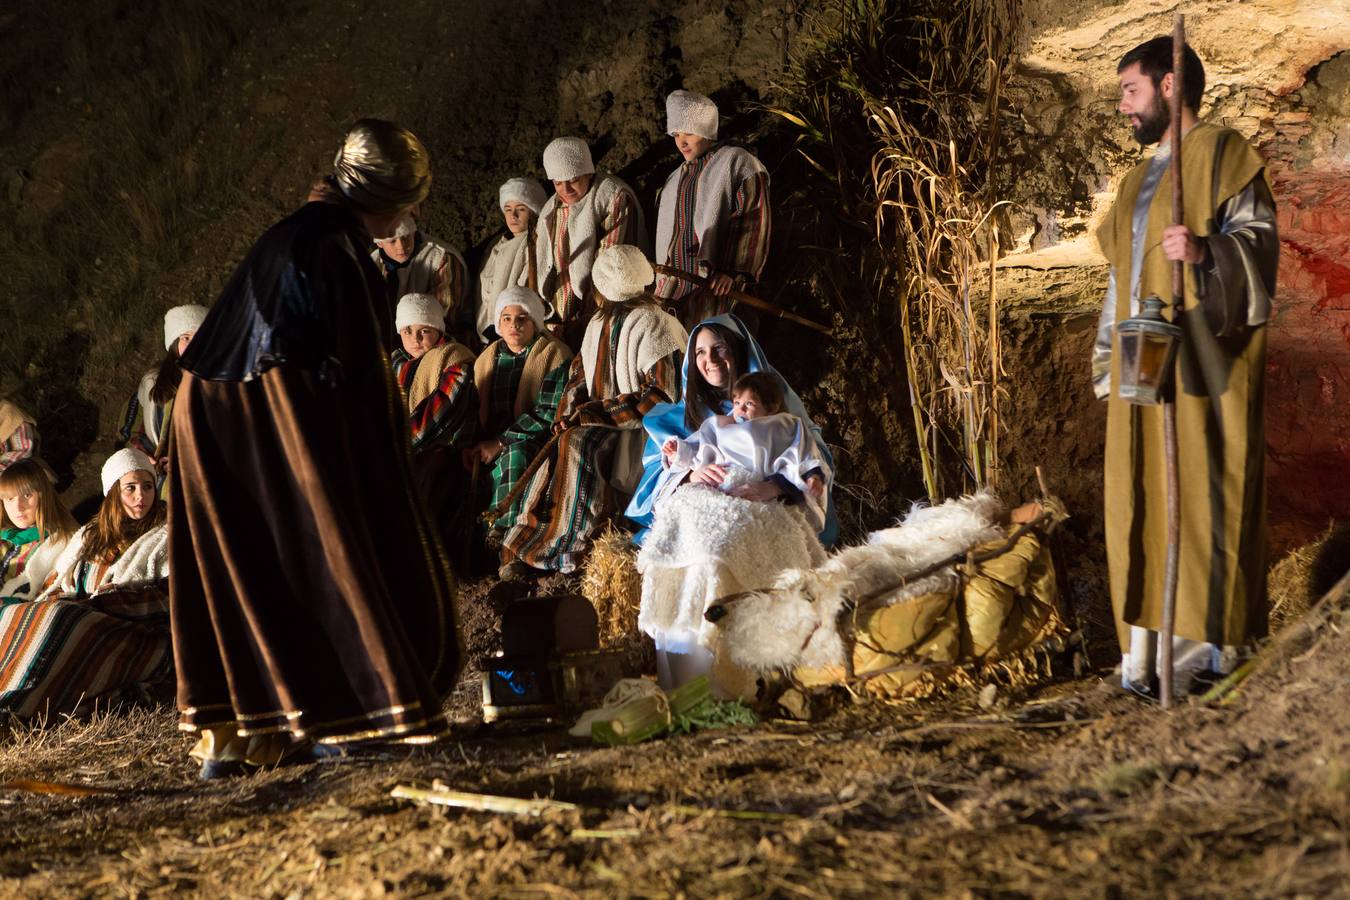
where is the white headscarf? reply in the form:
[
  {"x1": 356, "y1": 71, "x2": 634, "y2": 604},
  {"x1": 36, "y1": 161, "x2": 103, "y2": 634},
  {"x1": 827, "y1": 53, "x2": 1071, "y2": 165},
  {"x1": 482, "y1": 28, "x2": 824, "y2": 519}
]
[
  {"x1": 498, "y1": 178, "x2": 547, "y2": 215},
  {"x1": 591, "y1": 245, "x2": 654, "y2": 302},
  {"x1": 542, "y1": 137, "x2": 594, "y2": 181},
  {"x1": 163, "y1": 305, "x2": 209, "y2": 351},
  {"x1": 666, "y1": 90, "x2": 719, "y2": 140}
]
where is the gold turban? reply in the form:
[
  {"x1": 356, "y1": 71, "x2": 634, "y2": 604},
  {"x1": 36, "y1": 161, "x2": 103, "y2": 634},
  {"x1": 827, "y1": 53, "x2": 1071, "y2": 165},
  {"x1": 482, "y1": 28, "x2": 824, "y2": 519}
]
[{"x1": 332, "y1": 118, "x2": 432, "y2": 214}]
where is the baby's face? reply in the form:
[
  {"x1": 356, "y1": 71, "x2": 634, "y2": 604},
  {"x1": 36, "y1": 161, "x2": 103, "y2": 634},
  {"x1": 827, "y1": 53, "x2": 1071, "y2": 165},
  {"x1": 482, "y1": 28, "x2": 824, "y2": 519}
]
[{"x1": 731, "y1": 390, "x2": 776, "y2": 421}]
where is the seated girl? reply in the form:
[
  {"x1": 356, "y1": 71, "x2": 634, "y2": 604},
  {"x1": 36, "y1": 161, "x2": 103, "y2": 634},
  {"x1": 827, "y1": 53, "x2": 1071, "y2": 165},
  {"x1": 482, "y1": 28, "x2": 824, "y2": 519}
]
[
  {"x1": 465, "y1": 286, "x2": 573, "y2": 532},
  {"x1": 0, "y1": 396, "x2": 38, "y2": 476},
  {"x1": 0, "y1": 449, "x2": 172, "y2": 718},
  {"x1": 391, "y1": 293, "x2": 478, "y2": 455},
  {"x1": 118, "y1": 304, "x2": 208, "y2": 460},
  {"x1": 0, "y1": 459, "x2": 79, "y2": 599}
]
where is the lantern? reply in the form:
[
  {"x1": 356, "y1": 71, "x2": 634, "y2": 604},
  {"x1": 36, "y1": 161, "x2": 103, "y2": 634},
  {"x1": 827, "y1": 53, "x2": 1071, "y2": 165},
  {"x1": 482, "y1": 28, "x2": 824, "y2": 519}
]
[{"x1": 1115, "y1": 296, "x2": 1183, "y2": 405}]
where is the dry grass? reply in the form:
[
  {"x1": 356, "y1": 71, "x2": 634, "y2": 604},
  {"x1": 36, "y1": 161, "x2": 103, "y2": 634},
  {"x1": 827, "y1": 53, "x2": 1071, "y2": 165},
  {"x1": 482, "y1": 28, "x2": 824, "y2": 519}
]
[
  {"x1": 866, "y1": 0, "x2": 1021, "y2": 500},
  {"x1": 580, "y1": 524, "x2": 643, "y2": 646},
  {"x1": 767, "y1": 0, "x2": 1022, "y2": 505},
  {"x1": 1268, "y1": 524, "x2": 1333, "y2": 631}
]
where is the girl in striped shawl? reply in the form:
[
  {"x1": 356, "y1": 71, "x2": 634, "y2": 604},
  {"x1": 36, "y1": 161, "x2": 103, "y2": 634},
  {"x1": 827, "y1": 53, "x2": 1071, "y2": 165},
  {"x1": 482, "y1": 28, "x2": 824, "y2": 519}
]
[
  {"x1": 0, "y1": 459, "x2": 78, "y2": 599},
  {"x1": 0, "y1": 449, "x2": 172, "y2": 719},
  {"x1": 391, "y1": 293, "x2": 479, "y2": 552}
]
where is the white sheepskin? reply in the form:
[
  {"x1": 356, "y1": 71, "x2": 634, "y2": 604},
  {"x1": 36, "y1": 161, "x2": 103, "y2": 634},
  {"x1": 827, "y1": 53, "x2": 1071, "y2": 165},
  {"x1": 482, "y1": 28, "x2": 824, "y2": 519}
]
[
  {"x1": 637, "y1": 484, "x2": 826, "y2": 650},
  {"x1": 715, "y1": 491, "x2": 1006, "y2": 671}
]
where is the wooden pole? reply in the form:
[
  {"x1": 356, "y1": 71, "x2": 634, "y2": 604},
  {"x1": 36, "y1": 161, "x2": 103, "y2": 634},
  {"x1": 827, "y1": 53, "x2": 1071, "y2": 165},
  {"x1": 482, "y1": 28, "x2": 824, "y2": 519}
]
[
  {"x1": 652, "y1": 264, "x2": 832, "y2": 335},
  {"x1": 1159, "y1": 14, "x2": 1186, "y2": 709}
]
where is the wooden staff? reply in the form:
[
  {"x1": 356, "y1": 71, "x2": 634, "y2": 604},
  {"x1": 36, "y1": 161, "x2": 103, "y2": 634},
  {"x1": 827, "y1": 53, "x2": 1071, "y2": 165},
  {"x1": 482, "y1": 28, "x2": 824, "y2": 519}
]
[
  {"x1": 481, "y1": 430, "x2": 559, "y2": 526},
  {"x1": 526, "y1": 220, "x2": 538, "y2": 292},
  {"x1": 463, "y1": 456, "x2": 481, "y2": 569},
  {"x1": 653, "y1": 264, "x2": 832, "y2": 335},
  {"x1": 479, "y1": 420, "x2": 630, "y2": 526},
  {"x1": 1159, "y1": 14, "x2": 1186, "y2": 709}
]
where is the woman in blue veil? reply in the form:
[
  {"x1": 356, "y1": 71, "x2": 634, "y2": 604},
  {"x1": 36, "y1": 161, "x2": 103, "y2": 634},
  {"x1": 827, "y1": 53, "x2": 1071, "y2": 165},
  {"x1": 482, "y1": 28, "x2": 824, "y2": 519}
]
[{"x1": 625, "y1": 313, "x2": 838, "y2": 546}]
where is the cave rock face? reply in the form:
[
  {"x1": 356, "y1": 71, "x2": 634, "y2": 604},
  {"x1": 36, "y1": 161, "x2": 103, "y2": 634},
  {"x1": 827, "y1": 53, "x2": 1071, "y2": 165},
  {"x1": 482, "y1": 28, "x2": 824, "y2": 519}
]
[{"x1": 1005, "y1": 0, "x2": 1350, "y2": 540}]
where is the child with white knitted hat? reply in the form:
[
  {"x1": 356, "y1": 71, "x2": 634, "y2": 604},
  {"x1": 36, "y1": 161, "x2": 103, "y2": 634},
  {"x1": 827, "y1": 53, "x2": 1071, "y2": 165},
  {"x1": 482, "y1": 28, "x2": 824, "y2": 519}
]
[
  {"x1": 466, "y1": 285, "x2": 574, "y2": 535},
  {"x1": 496, "y1": 245, "x2": 686, "y2": 579},
  {"x1": 654, "y1": 89, "x2": 772, "y2": 328},
  {"x1": 116, "y1": 303, "x2": 210, "y2": 461},
  {"x1": 390, "y1": 293, "x2": 478, "y2": 457},
  {"x1": 476, "y1": 176, "x2": 548, "y2": 344},
  {"x1": 532, "y1": 137, "x2": 649, "y2": 350}
]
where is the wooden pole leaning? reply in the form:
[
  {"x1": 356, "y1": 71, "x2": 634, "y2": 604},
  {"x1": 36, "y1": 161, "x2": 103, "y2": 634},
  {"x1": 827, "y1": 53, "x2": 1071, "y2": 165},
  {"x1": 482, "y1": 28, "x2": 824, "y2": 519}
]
[
  {"x1": 1159, "y1": 14, "x2": 1186, "y2": 709},
  {"x1": 652, "y1": 264, "x2": 832, "y2": 336}
]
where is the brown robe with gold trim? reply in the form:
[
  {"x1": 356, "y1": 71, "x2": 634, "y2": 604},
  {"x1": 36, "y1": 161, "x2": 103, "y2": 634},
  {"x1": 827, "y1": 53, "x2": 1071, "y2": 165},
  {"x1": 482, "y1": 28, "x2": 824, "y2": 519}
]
[
  {"x1": 1096, "y1": 122, "x2": 1278, "y2": 652},
  {"x1": 170, "y1": 201, "x2": 458, "y2": 745}
]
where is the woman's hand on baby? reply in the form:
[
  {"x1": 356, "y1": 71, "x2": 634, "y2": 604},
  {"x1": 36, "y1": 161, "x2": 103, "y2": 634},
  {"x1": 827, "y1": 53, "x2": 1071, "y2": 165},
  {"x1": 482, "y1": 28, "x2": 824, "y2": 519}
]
[
  {"x1": 690, "y1": 463, "x2": 728, "y2": 485},
  {"x1": 728, "y1": 480, "x2": 783, "y2": 502},
  {"x1": 805, "y1": 475, "x2": 825, "y2": 498}
]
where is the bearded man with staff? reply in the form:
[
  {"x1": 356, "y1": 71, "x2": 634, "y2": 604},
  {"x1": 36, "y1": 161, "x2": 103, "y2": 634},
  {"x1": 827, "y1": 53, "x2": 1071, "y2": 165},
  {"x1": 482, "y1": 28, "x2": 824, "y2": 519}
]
[{"x1": 1094, "y1": 36, "x2": 1278, "y2": 699}]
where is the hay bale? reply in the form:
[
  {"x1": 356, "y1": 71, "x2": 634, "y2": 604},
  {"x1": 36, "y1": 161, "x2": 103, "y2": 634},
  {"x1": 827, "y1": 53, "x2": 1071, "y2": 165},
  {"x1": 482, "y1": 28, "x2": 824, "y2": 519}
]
[
  {"x1": 1268, "y1": 524, "x2": 1335, "y2": 632},
  {"x1": 580, "y1": 524, "x2": 642, "y2": 646}
]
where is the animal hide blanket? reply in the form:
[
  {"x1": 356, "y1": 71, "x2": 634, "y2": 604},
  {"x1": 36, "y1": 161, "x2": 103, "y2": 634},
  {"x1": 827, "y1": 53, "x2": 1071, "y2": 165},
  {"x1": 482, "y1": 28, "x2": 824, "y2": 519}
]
[
  {"x1": 636, "y1": 482, "x2": 827, "y2": 650},
  {"x1": 713, "y1": 492, "x2": 1008, "y2": 671}
]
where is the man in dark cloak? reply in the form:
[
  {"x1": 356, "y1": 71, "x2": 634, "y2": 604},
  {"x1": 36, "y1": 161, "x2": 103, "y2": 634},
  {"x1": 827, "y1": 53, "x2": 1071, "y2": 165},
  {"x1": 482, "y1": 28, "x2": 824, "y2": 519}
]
[{"x1": 169, "y1": 119, "x2": 460, "y2": 777}]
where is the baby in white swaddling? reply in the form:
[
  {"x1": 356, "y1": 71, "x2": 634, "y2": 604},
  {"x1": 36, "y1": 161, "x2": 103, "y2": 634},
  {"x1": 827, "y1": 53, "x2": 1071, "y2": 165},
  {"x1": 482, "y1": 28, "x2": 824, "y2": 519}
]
[{"x1": 661, "y1": 372, "x2": 829, "y2": 531}]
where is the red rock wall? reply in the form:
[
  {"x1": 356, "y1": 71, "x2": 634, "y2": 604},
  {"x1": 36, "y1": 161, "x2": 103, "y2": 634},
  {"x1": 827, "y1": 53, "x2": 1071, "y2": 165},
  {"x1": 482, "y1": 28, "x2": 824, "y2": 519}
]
[{"x1": 1268, "y1": 170, "x2": 1350, "y2": 544}]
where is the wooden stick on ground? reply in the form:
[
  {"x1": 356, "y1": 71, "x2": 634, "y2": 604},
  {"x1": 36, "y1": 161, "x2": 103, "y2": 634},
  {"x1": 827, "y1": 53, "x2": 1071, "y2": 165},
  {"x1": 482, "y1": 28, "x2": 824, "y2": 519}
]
[{"x1": 1200, "y1": 564, "x2": 1350, "y2": 705}]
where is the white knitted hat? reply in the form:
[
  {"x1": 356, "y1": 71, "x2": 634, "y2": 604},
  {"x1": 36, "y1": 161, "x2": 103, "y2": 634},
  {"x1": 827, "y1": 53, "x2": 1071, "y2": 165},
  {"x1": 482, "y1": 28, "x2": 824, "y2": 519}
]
[
  {"x1": 498, "y1": 178, "x2": 547, "y2": 215},
  {"x1": 395, "y1": 293, "x2": 445, "y2": 332},
  {"x1": 101, "y1": 448, "x2": 156, "y2": 496},
  {"x1": 494, "y1": 286, "x2": 548, "y2": 332},
  {"x1": 373, "y1": 215, "x2": 416, "y2": 244},
  {"x1": 542, "y1": 137, "x2": 595, "y2": 181},
  {"x1": 591, "y1": 245, "x2": 654, "y2": 302},
  {"x1": 666, "y1": 90, "x2": 719, "y2": 140},
  {"x1": 164, "y1": 304, "x2": 209, "y2": 351}
]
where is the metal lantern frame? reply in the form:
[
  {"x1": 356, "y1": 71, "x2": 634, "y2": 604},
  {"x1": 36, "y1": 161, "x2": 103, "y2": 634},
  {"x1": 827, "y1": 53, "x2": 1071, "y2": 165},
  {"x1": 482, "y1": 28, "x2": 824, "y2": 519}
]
[{"x1": 1115, "y1": 295, "x2": 1184, "y2": 406}]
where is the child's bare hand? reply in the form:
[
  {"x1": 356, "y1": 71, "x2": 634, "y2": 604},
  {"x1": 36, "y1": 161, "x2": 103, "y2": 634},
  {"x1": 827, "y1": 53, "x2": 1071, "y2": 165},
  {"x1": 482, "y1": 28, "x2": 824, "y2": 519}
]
[
  {"x1": 690, "y1": 463, "x2": 728, "y2": 485},
  {"x1": 661, "y1": 437, "x2": 679, "y2": 459}
]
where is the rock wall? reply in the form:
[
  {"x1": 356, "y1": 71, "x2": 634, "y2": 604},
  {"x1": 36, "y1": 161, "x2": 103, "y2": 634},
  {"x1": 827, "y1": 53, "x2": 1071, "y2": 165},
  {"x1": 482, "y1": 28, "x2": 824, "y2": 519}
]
[
  {"x1": 0, "y1": 0, "x2": 807, "y2": 503},
  {"x1": 2, "y1": 0, "x2": 1343, "y2": 550},
  {"x1": 1003, "y1": 0, "x2": 1350, "y2": 548}
]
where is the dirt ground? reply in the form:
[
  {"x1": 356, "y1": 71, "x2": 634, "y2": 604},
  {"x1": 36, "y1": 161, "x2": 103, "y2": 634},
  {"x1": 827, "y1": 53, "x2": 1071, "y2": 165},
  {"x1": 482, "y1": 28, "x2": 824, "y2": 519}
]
[{"x1": 3, "y1": 580, "x2": 1349, "y2": 898}]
